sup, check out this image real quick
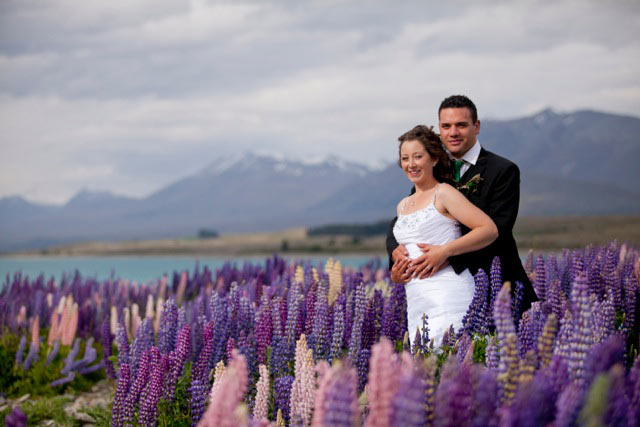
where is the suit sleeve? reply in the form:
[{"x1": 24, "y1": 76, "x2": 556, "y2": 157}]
[
  {"x1": 487, "y1": 162, "x2": 520, "y2": 234},
  {"x1": 386, "y1": 217, "x2": 399, "y2": 270}
]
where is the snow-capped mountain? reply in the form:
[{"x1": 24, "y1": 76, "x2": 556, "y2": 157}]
[{"x1": 1, "y1": 108, "x2": 639, "y2": 252}]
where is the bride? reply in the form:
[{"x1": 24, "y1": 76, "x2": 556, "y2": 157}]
[{"x1": 391, "y1": 125, "x2": 498, "y2": 346}]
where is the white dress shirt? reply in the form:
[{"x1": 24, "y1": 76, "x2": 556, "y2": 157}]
[{"x1": 456, "y1": 141, "x2": 482, "y2": 177}]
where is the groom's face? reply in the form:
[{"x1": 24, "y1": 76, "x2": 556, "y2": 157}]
[{"x1": 439, "y1": 107, "x2": 480, "y2": 159}]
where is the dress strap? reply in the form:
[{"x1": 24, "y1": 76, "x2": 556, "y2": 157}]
[{"x1": 431, "y1": 184, "x2": 440, "y2": 205}]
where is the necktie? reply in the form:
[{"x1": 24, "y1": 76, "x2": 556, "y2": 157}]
[{"x1": 454, "y1": 160, "x2": 464, "y2": 182}]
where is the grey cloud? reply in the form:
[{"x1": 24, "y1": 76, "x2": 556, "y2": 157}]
[{"x1": 1, "y1": 0, "x2": 639, "y2": 203}]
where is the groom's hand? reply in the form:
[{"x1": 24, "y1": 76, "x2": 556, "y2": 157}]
[
  {"x1": 410, "y1": 244, "x2": 450, "y2": 279},
  {"x1": 390, "y1": 257, "x2": 411, "y2": 284},
  {"x1": 391, "y1": 244, "x2": 409, "y2": 264}
]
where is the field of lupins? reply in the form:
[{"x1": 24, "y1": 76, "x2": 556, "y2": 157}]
[{"x1": 1, "y1": 241, "x2": 639, "y2": 426}]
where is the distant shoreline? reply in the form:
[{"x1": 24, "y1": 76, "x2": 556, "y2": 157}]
[{"x1": 2, "y1": 215, "x2": 638, "y2": 257}]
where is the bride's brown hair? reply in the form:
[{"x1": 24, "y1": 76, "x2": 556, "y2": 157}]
[{"x1": 398, "y1": 125, "x2": 454, "y2": 184}]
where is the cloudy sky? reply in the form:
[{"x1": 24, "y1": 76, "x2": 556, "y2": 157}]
[{"x1": 1, "y1": 0, "x2": 639, "y2": 204}]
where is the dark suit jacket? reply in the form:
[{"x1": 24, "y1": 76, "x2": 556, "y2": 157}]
[{"x1": 386, "y1": 147, "x2": 538, "y2": 312}]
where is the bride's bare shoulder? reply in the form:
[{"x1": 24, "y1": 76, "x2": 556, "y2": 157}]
[{"x1": 396, "y1": 197, "x2": 410, "y2": 215}]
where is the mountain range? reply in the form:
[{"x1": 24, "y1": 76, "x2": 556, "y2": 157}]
[{"x1": 1, "y1": 108, "x2": 639, "y2": 252}]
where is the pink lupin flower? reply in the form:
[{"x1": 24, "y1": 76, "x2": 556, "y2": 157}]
[
  {"x1": 145, "y1": 294, "x2": 154, "y2": 319},
  {"x1": 16, "y1": 305, "x2": 27, "y2": 327},
  {"x1": 61, "y1": 303, "x2": 78, "y2": 346},
  {"x1": 199, "y1": 350, "x2": 249, "y2": 427},
  {"x1": 31, "y1": 316, "x2": 40, "y2": 346},
  {"x1": 48, "y1": 310, "x2": 61, "y2": 345},
  {"x1": 253, "y1": 364, "x2": 270, "y2": 421},
  {"x1": 176, "y1": 271, "x2": 187, "y2": 305},
  {"x1": 110, "y1": 305, "x2": 118, "y2": 335},
  {"x1": 131, "y1": 303, "x2": 141, "y2": 338},
  {"x1": 290, "y1": 335, "x2": 316, "y2": 426},
  {"x1": 366, "y1": 338, "x2": 400, "y2": 427}
]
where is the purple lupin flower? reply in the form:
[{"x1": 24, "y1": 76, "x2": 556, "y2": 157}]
[
  {"x1": 123, "y1": 348, "x2": 152, "y2": 425},
  {"x1": 524, "y1": 250, "x2": 534, "y2": 274},
  {"x1": 470, "y1": 366, "x2": 498, "y2": 426},
  {"x1": 389, "y1": 366, "x2": 427, "y2": 427},
  {"x1": 604, "y1": 245, "x2": 622, "y2": 309},
  {"x1": 101, "y1": 316, "x2": 116, "y2": 379},
  {"x1": 192, "y1": 320, "x2": 214, "y2": 383},
  {"x1": 138, "y1": 348, "x2": 168, "y2": 427},
  {"x1": 627, "y1": 355, "x2": 640, "y2": 425},
  {"x1": 382, "y1": 281, "x2": 407, "y2": 342},
  {"x1": 158, "y1": 297, "x2": 178, "y2": 354},
  {"x1": 623, "y1": 276, "x2": 637, "y2": 334},
  {"x1": 225, "y1": 337, "x2": 236, "y2": 364},
  {"x1": 433, "y1": 359, "x2": 473, "y2": 426},
  {"x1": 60, "y1": 338, "x2": 81, "y2": 375},
  {"x1": 330, "y1": 295, "x2": 345, "y2": 363},
  {"x1": 588, "y1": 253, "x2": 604, "y2": 298},
  {"x1": 361, "y1": 298, "x2": 376, "y2": 351},
  {"x1": 285, "y1": 282, "x2": 301, "y2": 348},
  {"x1": 348, "y1": 282, "x2": 365, "y2": 361},
  {"x1": 129, "y1": 317, "x2": 154, "y2": 377},
  {"x1": 255, "y1": 297, "x2": 273, "y2": 365},
  {"x1": 584, "y1": 334, "x2": 625, "y2": 385},
  {"x1": 546, "y1": 279, "x2": 567, "y2": 322},
  {"x1": 456, "y1": 332, "x2": 471, "y2": 364},
  {"x1": 274, "y1": 375, "x2": 295, "y2": 423},
  {"x1": 313, "y1": 364, "x2": 359, "y2": 426},
  {"x1": 486, "y1": 335, "x2": 499, "y2": 370},
  {"x1": 568, "y1": 272, "x2": 595, "y2": 388},
  {"x1": 4, "y1": 406, "x2": 27, "y2": 427},
  {"x1": 22, "y1": 341, "x2": 39, "y2": 371},
  {"x1": 45, "y1": 339, "x2": 60, "y2": 366},
  {"x1": 503, "y1": 369, "x2": 556, "y2": 427},
  {"x1": 604, "y1": 364, "x2": 630, "y2": 426},
  {"x1": 165, "y1": 324, "x2": 191, "y2": 401},
  {"x1": 312, "y1": 278, "x2": 330, "y2": 359},
  {"x1": 512, "y1": 280, "x2": 525, "y2": 328},
  {"x1": 544, "y1": 354, "x2": 569, "y2": 396},
  {"x1": 533, "y1": 254, "x2": 546, "y2": 302},
  {"x1": 304, "y1": 281, "x2": 317, "y2": 336},
  {"x1": 189, "y1": 378, "x2": 206, "y2": 426},
  {"x1": 463, "y1": 269, "x2": 490, "y2": 335},
  {"x1": 111, "y1": 363, "x2": 131, "y2": 427},
  {"x1": 489, "y1": 256, "x2": 503, "y2": 329},
  {"x1": 115, "y1": 322, "x2": 130, "y2": 369},
  {"x1": 554, "y1": 383, "x2": 584, "y2": 427},
  {"x1": 15, "y1": 335, "x2": 26, "y2": 366},
  {"x1": 494, "y1": 282, "x2": 518, "y2": 402},
  {"x1": 552, "y1": 309, "x2": 573, "y2": 363},
  {"x1": 536, "y1": 313, "x2": 558, "y2": 368}
]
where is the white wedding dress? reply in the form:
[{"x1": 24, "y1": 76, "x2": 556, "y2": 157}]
[{"x1": 393, "y1": 186, "x2": 475, "y2": 346}]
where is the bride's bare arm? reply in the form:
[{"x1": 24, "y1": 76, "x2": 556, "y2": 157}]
[{"x1": 408, "y1": 184, "x2": 497, "y2": 278}]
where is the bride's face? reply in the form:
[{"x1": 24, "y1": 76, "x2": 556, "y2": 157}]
[{"x1": 400, "y1": 140, "x2": 435, "y2": 184}]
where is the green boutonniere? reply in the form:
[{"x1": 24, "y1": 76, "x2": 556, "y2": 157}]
[{"x1": 457, "y1": 174, "x2": 483, "y2": 195}]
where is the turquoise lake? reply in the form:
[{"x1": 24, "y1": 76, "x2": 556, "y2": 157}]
[{"x1": 0, "y1": 254, "x2": 386, "y2": 285}]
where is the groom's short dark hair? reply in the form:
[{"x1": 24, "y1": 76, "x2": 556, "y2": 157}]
[{"x1": 439, "y1": 95, "x2": 478, "y2": 123}]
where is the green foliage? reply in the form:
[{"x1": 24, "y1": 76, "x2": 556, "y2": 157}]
[
  {"x1": 616, "y1": 310, "x2": 625, "y2": 329},
  {"x1": 81, "y1": 404, "x2": 112, "y2": 427},
  {"x1": 0, "y1": 329, "x2": 21, "y2": 392},
  {"x1": 578, "y1": 372, "x2": 610, "y2": 426},
  {"x1": 472, "y1": 334, "x2": 488, "y2": 365},
  {"x1": 157, "y1": 363, "x2": 193, "y2": 427},
  {"x1": 1, "y1": 331, "x2": 105, "y2": 398},
  {"x1": 22, "y1": 396, "x2": 74, "y2": 426}
]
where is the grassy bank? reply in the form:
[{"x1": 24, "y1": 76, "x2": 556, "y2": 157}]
[{"x1": 4, "y1": 215, "x2": 639, "y2": 257}]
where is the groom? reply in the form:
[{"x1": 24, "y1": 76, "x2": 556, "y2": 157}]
[{"x1": 387, "y1": 94, "x2": 538, "y2": 312}]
